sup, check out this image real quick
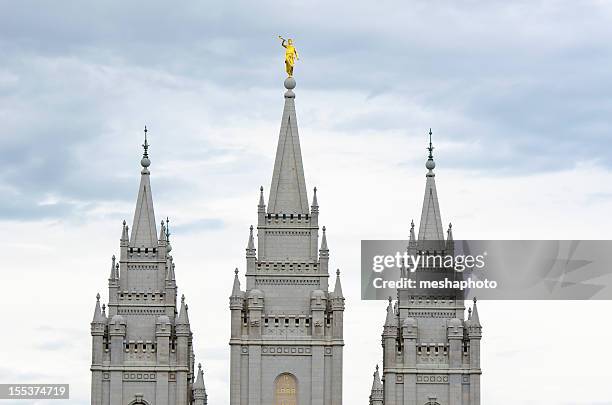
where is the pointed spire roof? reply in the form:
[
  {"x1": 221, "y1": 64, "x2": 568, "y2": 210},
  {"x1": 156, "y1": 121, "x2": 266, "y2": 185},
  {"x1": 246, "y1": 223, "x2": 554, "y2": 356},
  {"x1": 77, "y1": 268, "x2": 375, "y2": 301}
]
[
  {"x1": 231, "y1": 268, "x2": 242, "y2": 296},
  {"x1": 166, "y1": 261, "x2": 175, "y2": 281},
  {"x1": 333, "y1": 269, "x2": 343, "y2": 298},
  {"x1": 258, "y1": 186, "x2": 265, "y2": 207},
  {"x1": 159, "y1": 220, "x2": 166, "y2": 242},
  {"x1": 268, "y1": 78, "x2": 309, "y2": 214},
  {"x1": 247, "y1": 225, "x2": 255, "y2": 250},
  {"x1": 311, "y1": 187, "x2": 318, "y2": 208},
  {"x1": 194, "y1": 363, "x2": 206, "y2": 390},
  {"x1": 371, "y1": 364, "x2": 383, "y2": 391},
  {"x1": 130, "y1": 126, "x2": 158, "y2": 248},
  {"x1": 320, "y1": 226, "x2": 328, "y2": 251},
  {"x1": 109, "y1": 255, "x2": 116, "y2": 280},
  {"x1": 418, "y1": 129, "x2": 444, "y2": 242},
  {"x1": 177, "y1": 294, "x2": 190, "y2": 324},
  {"x1": 471, "y1": 297, "x2": 481, "y2": 327},
  {"x1": 92, "y1": 293, "x2": 104, "y2": 323},
  {"x1": 384, "y1": 297, "x2": 395, "y2": 326},
  {"x1": 121, "y1": 220, "x2": 129, "y2": 241}
]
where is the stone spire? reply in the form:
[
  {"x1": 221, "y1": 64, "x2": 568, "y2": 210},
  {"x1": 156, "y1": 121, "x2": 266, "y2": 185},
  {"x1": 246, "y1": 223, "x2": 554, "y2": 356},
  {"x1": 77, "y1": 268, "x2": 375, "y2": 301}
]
[
  {"x1": 311, "y1": 186, "x2": 319, "y2": 212},
  {"x1": 369, "y1": 365, "x2": 384, "y2": 405},
  {"x1": 371, "y1": 364, "x2": 383, "y2": 391},
  {"x1": 267, "y1": 77, "x2": 309, "y2": 214},
  {"x1": 193, "y1": 363, "x2": 208, "y2": 405},
  {"x1": 320, "y1": 225, "x2": 329, "y2": 252},
  {"x1": 92, "y1": 293, "x2": 104, "y2": 323},
  {"x1": 159, "y1": 219, "x2": 166, "y2": 242},
  {"x1": 258, "y1": 186, "x2": 265, "y2": 208},
  {"x1": 231, "y1": 268, "x2": 242, "y2": 297},
  {"x1": 384, "y1": 297, "x2": 396, "y2": 326},
  {"x1": 109, "y1": 255, "x2": 116, "y2": 281},
  {"x1": 130, "y1": 126, "x2": 158, "y2": 248},
  {"x1": 332, "y1": 269, "x2": 343, "y2": 298},
  {"x1": 247, "y1": 225, "x2": 255, "y2": 251},
  {"x1": 418, "y1": 129, "x2": 444, "y2": 242},
  {"x1": 121, "y1": 220, "x2": 129, "y2": 241},
  {"x1": 470, "y1": 297, "x2": 481, "y2": 327},
  {"x1": 177, "y1": 294, "x2": 190, "y2": 325}
]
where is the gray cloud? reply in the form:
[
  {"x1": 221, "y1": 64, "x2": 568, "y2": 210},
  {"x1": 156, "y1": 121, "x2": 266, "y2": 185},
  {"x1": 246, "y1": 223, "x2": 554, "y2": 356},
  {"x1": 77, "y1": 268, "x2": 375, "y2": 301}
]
[{"x1": 0, "y1": 0, "x2": 611, "y2": 223}]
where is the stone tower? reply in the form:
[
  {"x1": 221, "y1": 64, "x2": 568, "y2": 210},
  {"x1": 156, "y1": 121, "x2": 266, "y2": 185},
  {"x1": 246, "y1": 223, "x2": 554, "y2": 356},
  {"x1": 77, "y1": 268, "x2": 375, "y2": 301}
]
[
  {"x1": 370, "y1": 132, "x2": 482, "y2": 405},
  {"x1": 229, "y1": 77, "x2": 345, "y2": 405},
  {"x1": 90, "y1": 128, "x2": 208, "y2": 405}
]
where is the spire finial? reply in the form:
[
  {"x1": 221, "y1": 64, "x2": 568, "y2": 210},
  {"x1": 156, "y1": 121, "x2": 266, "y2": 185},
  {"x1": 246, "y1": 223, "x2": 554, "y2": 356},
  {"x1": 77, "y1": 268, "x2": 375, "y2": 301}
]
[
  {"x1": 426, "y1": 128, "x2": 436, "y2": 171},
  {"x1": 258, "y1": 186, "x2": 265, "y2": 207},
  {"x1": 336, "y1": 268, "x2": 340, "y2": 276},
  {"x1": 96, "y1": 293, "x2": 100, "y2": 301},
  {"x1": 143, "y1": 125, "x2": 149, "y2": 156},
  {"x1": 198, "y1": 362, "x2": 202, "y2": 370},
  {"x1": 165, "y1": 217, "x2": 171, "y2": 240},
  {"x1": 181, "y1": 294, "x2": 185, "y2": 303},
  {"x1": 235, "y1": 267, "x2": 239, "y2": 275},
  {"x1": 140, "y1": 126, "x2": 151, "y2": 169}
]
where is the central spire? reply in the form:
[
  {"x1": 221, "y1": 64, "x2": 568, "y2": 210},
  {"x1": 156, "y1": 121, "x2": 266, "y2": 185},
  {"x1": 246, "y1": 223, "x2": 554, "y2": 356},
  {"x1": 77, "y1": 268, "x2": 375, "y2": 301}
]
[
  {"x1": 130, "y1": 126, "x2": 158, "y2": 248},
  {"x1": 418, "y1": 129, "x2": 445, "y2": 242},
  {"x1": 267, "y1": 77, "x2": 309, "y2": 214}
]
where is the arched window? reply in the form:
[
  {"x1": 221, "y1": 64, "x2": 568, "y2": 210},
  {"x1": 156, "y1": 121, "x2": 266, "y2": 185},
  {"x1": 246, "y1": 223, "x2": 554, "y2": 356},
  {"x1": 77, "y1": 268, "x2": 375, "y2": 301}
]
[
  {"x1": 127, "y1": 396, "x2": 149, "y2": 405},
  {"x1": 275, "y1": 373, "x2": 297, "y2": 405}
]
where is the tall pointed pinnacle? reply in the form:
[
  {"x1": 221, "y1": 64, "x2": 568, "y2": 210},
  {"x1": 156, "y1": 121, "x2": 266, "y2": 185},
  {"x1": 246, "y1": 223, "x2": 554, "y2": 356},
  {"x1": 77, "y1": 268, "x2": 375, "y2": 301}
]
[
  {"x1": 177, "y1": 294, "x2": 190, "y2": 324},
  {"x1": 130, "y1": 126, "x2": 158, "y2": 248},
  {"x1": 194, "y1": 363, "x2": 206, "y2": 390},
  {"x1": 333, "y1": 269, "x2": 343, "y2": 298},
  {"x1": 121, "y1": 220, "x2": 129, "y2": 241},
  {"x1": 320, "y1": 226, "x2": 329, "y2": 251},
  {"x1": 258, "y1": 186, "x2": 265, "y2": 208},
  {"x1": 471, "y1": 297, "x2": 481, "y2": 327},
  {"x1": 418, "y1": 129, "x2": 444, "y2": 242},
  {"x1": 311, "y1": 186, "x2": 319, "y2": 211},
  {"x1": 92, "y1": 293, "x2": 104, "y2": 323},
  {"x1": 159, "y1": 220, "x2": 166, "y2": 242},
  {"x1": 372, "y1": 364, "x2": 383, "y2": 390},
  {"x1": 193, "y1": 363, "x2": 208, "y2": 404},
  {"x1": 231, "y1": 268, "x2": 242, "y2": 297},
  {"x1": 384, "y1": 297, "x2": 395, "y2": 326},
  {"x1": 247, "y1": 225, "x2": 255, "y2": 250},
  {"x1": 109, "y1": 255, "x2": 116, "y2": 280},
  {"x1": 267, "y1": 77, "x2": 309, "y2": 214}
]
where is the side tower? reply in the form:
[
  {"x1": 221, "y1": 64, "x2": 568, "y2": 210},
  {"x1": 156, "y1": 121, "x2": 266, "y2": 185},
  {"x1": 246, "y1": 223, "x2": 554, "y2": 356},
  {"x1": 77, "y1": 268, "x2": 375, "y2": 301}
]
[
  {"x1": 371, "y1": 132, "x2": 482, "y2": 405},
  {"x1": 91, "y1": 128, "x2": 208, "y2": 405},
  {"x1": 229, "y1": 78, "x2": 345, "y2": 405}
]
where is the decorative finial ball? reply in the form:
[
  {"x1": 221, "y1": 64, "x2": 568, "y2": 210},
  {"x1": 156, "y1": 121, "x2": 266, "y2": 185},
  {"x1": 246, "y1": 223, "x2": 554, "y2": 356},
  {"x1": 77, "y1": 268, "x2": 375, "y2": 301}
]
[
  {"x1": 141, "y1": 156, "x2": 151, "y2": 168},
  {"x1": 284, "y1": 77, "x2": 296, "y2": 90},
  {"x1": 166, "y1": 242, "x2": 172, "y2": 253},
  {"x1": 426, "y1": 159, "x2": 436, "y2": 170}
]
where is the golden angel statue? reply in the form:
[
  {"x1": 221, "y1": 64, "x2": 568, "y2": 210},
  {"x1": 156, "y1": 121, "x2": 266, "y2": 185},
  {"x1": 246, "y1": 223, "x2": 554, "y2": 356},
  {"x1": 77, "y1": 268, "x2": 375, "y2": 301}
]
[{"x1": 279, "y1": 36, "x2": 299, "y2": 77}]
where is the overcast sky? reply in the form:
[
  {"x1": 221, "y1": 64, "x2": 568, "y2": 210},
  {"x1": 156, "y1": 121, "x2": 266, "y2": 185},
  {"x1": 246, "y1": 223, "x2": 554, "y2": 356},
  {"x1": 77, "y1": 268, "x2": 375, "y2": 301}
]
[{"x1": 1, "y1": 1, "x2": 612, "y2": 404}]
